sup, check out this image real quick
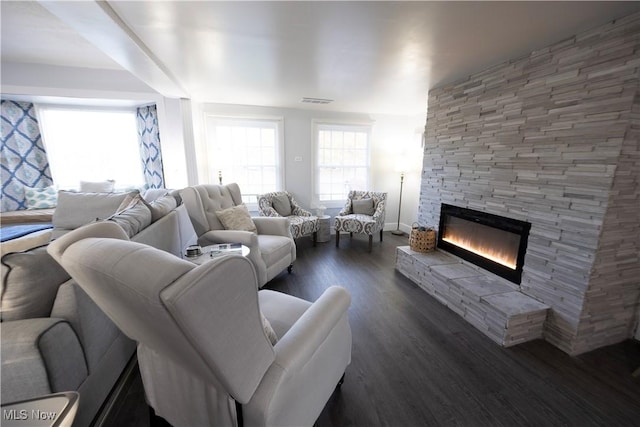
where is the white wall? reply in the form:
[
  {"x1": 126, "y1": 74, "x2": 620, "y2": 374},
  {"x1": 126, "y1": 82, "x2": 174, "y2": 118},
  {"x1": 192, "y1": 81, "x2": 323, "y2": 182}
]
[
  {"x1": 189, "y1": 102, "x2": 425, "y2": 230},
  {"x1": 1, "y1": 62, "x2": 427, "y2": 230}
]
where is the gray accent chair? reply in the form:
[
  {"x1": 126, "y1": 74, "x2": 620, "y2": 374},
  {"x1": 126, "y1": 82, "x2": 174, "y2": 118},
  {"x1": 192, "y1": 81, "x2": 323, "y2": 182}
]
[
  {"x1": 181, "y1": 184, "x2": 296, "y2": 287},
  {"x1": 257, "y1": 191, "x2": 319, "y2": 245},
  {"x1": 47, "y1": 222, "x2": 352, "y2": 427},
  {"x1": 334, "y1": 190, "x2": 387, "y2": 252}
]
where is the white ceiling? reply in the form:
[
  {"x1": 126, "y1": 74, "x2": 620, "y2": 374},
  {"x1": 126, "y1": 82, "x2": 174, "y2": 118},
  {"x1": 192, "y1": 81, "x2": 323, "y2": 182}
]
[{"x1": 2, "y1": 1, "x2": 640, "y2": 115}]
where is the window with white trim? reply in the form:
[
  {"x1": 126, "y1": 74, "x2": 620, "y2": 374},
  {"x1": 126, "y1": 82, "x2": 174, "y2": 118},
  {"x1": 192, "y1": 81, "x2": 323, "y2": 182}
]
[
  {"x1": 204, "y1": 116, "x2": 283, "y2": 204},
  {"x1": 313, "y1": 122, "x2": 371, "y2": 205},
  {"x1": 37, "y1": 106, "x2": 144, "y2": 190}
]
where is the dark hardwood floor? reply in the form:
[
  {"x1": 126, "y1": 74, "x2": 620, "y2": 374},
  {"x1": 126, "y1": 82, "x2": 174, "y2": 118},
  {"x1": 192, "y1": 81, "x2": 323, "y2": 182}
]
[{"x1": 103, "y1": 232, "x2": 640, "y2": 427}]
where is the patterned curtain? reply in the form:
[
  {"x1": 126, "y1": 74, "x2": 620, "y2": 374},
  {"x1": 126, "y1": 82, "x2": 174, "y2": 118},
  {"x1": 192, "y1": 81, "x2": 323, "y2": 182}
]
[
  {"x1": 136, "y1": 104, "x2": 165, "y2": 189},
  {"x1": 1, "y1": 100, "x2": 53, "y2": 212}
]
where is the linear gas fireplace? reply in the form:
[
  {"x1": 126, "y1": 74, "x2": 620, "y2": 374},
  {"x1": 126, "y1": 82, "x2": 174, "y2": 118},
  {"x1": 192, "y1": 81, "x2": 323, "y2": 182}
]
[{"x1": 437, "y1": 204, "x2": 531, "y2": 284}]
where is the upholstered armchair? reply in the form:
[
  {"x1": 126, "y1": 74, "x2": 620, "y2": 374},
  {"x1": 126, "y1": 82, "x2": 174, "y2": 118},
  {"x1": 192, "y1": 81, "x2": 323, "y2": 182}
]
[
  {"x1": 258, "y1": 191, "x2": 319, "y2": 245},
  {"x1": 47, "y1": 222, "x2": 352, "y2": 427},
  {"x1": 181, "y1": 184, "x2": 296, "y2": 287},
  {"x1": 334, "y1": 190, "x2": 387, "y2": 252}
]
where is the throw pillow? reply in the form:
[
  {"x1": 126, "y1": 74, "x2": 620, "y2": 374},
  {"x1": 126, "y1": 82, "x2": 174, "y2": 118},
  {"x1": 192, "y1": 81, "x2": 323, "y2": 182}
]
[
  {"x1": 147, "y1": 195, "x2": 178, "y2": 222},
  {"x1": 272, "y1": 194, "x2": 292, "y2": 217},
  {"x1": 261, "y1": 312, "x2": 278, "y2": 345},
  {"x1": 0, "y1": 245, "x2": 71, "y2": 321},
  {"x1": 24, "y1": 186, "x2": 58, "y2": 209},
  {"x1": 52, "y1": 190, "x2": 138, "y2": 239},
  {"x1": 215, "y1": 204, "x2": 257, "y2": 232},
  {"x1": 352, "y1": 198, "x2": 375, "y2": 215},
  {"x1": 80, "y1": 180, "x2": 115, "y2": 193},
  {"x1": 108, "y1": 195, "x2": 152, "y2": 237}
]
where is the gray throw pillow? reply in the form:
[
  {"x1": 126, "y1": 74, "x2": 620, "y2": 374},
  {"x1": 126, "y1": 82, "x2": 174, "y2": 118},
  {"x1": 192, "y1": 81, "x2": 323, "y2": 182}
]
[
  {"x1": 1, "y1": 246, "x2": 71, "y2": 321},
  {"x1": 147, "y1": 195, "x2": 178, "y2": 222},
  {"x1": 352, "y1": 198, "x2": 375, "y2": 215},
  {"x1": 108, "y1": 196, "x2": 152, "y2": 237},
  {"x1": 272, "y1": 194, "x2": 292, "y2": 217}
]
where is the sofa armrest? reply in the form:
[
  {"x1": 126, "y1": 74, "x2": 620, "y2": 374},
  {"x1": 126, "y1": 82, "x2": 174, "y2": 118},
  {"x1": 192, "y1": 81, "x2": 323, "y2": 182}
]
[
  {"x1": 271, "y1": 286, "x2": 351, "y2": 373},
  {"x1": 252, "y1": 217, "x2": 292, "y2": 238},
  {"x1": 51, "y1": 280, "x2": 125, "y2": 372},
  {"x1": 245, "y1": 286, "x2": 351, "y2": 426},
  {"x1": 1, "y1": 318, "x2": 88, "y2": 404},
  {"x1": 198, "y1": 229, "x2": 260, "y2": 249}
]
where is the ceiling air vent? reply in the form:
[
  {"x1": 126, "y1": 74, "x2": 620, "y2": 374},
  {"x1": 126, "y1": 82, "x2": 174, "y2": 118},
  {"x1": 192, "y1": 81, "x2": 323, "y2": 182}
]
[{"x1": 301, "y1": 97, "x2": 334, "y2": 105}]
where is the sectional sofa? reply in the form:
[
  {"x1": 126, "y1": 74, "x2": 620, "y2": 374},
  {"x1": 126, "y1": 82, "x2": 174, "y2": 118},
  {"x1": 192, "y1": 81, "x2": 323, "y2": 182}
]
[{"x1": 0, "y1": 189, "x2": 197, "y2": 426}]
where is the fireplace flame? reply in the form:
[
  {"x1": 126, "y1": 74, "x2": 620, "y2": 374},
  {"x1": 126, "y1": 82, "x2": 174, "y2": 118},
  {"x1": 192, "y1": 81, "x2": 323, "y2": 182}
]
[{"x1": 443, "y1": 235, "x2": 517, "y2": 270}]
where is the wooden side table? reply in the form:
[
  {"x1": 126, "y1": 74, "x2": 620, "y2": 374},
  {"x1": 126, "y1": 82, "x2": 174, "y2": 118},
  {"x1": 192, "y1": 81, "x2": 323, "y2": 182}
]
[{"x1": 317, "y1": 215, "x2": 331, "y2": 243}]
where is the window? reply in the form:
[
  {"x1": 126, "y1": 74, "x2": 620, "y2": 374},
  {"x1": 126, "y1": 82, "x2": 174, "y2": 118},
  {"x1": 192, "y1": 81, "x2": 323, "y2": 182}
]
[
  {"x1": 204, "y1": 116, "x2": 283, "y2": 204},
  {"x1": 37, "y1": 106, "x2": 144, "y2": 190},
  {"x1": 313, "y1": 121, "x2": 371, "y2": 205}
]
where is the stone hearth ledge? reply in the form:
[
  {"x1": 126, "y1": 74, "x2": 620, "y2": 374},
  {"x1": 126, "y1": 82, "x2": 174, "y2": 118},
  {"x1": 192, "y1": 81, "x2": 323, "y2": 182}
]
[{"x1": 395, "y1": 246, "x2": 550, "y2": 347}]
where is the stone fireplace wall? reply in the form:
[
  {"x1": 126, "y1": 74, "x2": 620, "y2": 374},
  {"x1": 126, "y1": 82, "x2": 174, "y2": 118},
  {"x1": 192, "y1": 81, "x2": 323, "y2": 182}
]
[{"x1": 418, "y1": 13, "x2": 640, "y2": 355}]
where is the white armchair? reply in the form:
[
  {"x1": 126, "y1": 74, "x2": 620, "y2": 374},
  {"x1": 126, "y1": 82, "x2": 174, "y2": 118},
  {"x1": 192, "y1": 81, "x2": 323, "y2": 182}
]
[
  {"x1": 47, "y1": 222, "x2": 352, "y2": 427},
  {"x1": 181, "y1": 184, "x2": 296, "y2": 287}
]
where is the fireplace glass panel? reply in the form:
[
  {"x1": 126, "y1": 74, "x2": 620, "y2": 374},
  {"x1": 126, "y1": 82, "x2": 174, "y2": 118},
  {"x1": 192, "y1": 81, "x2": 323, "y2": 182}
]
[
  {"x1": 442, "y1": 216, "x2": 520, "y2": 270},
  {"x1": 437, "y1": 204, "x2": 531, "y2": 284}
]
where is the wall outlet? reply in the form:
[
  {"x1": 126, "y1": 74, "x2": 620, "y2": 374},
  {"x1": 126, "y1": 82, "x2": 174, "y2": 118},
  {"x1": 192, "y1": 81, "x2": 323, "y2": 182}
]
[{"x1": 294, "y1": 156, "x2": 303, "y2": 162}]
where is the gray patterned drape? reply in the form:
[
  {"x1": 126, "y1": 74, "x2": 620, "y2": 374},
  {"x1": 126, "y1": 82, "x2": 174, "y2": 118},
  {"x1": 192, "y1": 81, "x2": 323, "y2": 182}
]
[
  {"x1": 136, "y1": 104, "x2": 165, "y2": 189},
  {"x1": 0, "y1": 100, "x2": 53, "y2": 212}
]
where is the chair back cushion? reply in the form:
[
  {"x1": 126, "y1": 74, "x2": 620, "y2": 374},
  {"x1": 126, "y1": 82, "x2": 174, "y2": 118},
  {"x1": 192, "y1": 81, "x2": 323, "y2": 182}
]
[
  {"x1": 271, "y1": 194, "x2": 292, "y2": 217},
  {"x1": 352, "y1": 198, "x2": 375, "y2": 215},
  {"x1": 181, "y1": 184, "x2": 244, "y2": 235}
]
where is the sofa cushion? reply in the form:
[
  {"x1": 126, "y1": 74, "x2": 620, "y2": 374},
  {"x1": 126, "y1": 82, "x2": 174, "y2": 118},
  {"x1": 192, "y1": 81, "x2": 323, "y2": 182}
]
[
  {"x1": 1, "y1": 246, "x2": 71, "y2": 321},
  {"x1": 272, "y1": 194, "x2": 292, "y2": 217},
  {"x1": 216, "y1": 204, "x2": 257, "y2": 232},
  {"x1": 352, "y1": 198, "x2": 375, "y2": 215},
  {"x1": 24, "y1": 186, "x2": 58, "y2": 209},
  {"x1": 80, "y1": 180, "x2": 115, "y2": 193},
  {"x1": 108, "y1": 196, "x2": 152, "y2": 238},
  {"x1": 52, "y1": 190, "x2": 138, "y2": 238}
]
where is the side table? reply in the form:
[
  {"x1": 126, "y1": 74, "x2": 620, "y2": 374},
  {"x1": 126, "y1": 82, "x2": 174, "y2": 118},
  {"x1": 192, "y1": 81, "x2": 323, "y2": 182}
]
[
  {"x1": 185, "y1": 244, "x2": 250, "y2": 265},
  {"x1": 317, "y1": 215, "x2": 331, "y2": 243}
]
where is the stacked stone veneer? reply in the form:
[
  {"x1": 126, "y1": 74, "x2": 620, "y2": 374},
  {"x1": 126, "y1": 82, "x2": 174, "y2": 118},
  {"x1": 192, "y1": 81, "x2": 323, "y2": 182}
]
[{"x1": 416, "y1": 13, "x2": 640, "y2": 355}]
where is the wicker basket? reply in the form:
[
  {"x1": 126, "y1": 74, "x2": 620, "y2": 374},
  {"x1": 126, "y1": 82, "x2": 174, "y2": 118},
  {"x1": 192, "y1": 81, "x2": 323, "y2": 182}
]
[{"x1": 409, "y1": 224, "x2": 436, "y2": 253}]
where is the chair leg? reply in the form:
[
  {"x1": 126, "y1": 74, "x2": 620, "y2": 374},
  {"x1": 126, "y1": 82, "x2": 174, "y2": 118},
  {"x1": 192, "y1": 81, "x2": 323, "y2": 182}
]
[
  {"x1": 350, "y1": 232, "x2": 353, "y2": 239},
  {"x1": 380, "y1": 230, "x2": 383, "y2": 242},
  {"x1": 336, "y1": 231, "x2": 340, "y2": 247},
  {"x1": 368, "y1": 235, "x2": 373, "y2": 252},
  {"x1": 287, "y1": 264, "x2": 293, "y2": 274},
  {"x1": 313, "y1": 231, "x2": 317, "y2": 247}
]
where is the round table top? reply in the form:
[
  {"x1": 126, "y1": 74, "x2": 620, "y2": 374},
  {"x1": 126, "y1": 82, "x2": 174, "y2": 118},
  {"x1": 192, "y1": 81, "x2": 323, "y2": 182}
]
[{"x1": 185, "y1": 244, "x2": 250, "y2": 265}]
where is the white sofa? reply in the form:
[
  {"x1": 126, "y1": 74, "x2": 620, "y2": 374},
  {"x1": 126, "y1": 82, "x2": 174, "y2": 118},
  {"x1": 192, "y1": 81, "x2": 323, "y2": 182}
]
[{"x1": 0, "y1": 190, "x2": 197, "y2": 427}]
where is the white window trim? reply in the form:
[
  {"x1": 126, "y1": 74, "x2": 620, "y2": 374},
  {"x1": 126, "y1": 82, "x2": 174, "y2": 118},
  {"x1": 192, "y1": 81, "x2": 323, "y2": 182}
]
[
  {"x1": 311, "y1": 119, "x2": 373, "y2": 209},
  {"x1": 203, "y1": 114, "x2": 285, "y2": 210}
]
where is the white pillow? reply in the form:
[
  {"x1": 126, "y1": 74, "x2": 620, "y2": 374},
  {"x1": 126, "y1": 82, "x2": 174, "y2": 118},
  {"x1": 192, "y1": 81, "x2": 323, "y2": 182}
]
[{"x1": 80, "y1": 180, "x2": 115, "y2": 193}]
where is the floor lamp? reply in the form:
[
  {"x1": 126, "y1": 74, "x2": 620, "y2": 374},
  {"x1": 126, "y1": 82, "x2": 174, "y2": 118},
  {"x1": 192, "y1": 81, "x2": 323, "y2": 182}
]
[{"x1": 391, "y1": 171, "x2": 405, "y2": 235}]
